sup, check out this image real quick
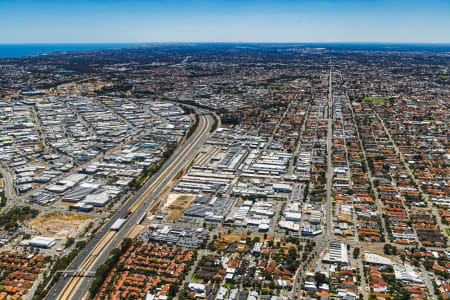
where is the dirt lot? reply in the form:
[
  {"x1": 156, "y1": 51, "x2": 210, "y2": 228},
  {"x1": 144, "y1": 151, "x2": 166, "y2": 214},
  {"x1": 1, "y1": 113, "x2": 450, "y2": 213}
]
[
  {"x1": 223, "y1": 233, "x2": 247, "y2": 243},
  {"x1": 165, "y1": 194, "x2": 195, "y2": 221},
  {"x1": 27, "y1": 212, "x2": 94, "y2": 239}
]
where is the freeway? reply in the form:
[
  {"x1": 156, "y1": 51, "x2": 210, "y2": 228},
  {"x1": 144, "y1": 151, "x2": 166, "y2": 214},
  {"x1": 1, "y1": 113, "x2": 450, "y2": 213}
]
[
  {"x1": 46, "y1": 109, "x2": 213, "y2": 300},
  {"x1": 0, "y1": 168, "x2": 16, "y2": 210}
]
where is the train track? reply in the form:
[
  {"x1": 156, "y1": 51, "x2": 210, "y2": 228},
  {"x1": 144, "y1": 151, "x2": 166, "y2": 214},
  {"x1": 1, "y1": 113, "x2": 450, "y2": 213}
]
[
  {"x1": 55, "y1": 113, "x2": 211, "y2": 300},
  {"x1": 127, "y1": 114, "x2": 209, "y2": 215},
  {"x1": 58, "y1": 231, "x2": 116, "y2": 299}
]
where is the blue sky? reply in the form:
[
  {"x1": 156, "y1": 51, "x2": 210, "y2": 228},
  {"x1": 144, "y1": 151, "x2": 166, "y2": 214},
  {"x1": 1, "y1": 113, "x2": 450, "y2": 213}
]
[{"x1": 1, "y1": 0, "x2": 449, "y2": 43}]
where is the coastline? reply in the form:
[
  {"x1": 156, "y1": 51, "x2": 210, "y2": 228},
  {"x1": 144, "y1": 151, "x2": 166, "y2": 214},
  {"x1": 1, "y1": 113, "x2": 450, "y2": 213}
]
[{"x1": 0, "y1": 43, "x2": 143, "y2": 58}]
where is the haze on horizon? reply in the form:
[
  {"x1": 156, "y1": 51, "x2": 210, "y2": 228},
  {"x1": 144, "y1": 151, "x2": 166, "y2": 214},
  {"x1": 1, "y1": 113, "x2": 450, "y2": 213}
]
[{"x1": 1, "y1": 0, "x2": 449, "y2": 44}]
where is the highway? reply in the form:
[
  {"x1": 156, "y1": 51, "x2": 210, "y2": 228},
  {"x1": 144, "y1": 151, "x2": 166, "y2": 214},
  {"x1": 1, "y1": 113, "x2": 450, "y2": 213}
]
[
  {"x1": 46, "y1": 109, "x2": 213, "y2": 300},
  {"x1": 0, "y1": 168, "x2": 16, "y2": 210}
]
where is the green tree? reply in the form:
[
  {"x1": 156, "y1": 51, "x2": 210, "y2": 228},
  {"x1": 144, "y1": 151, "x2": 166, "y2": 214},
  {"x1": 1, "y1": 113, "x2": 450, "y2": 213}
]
[
  {"x1": 314, "y1": 272, "x2": 326, "y2": 286},
  {"x1": 423, "y1": 259, "x2": 434, "y2": 271}
]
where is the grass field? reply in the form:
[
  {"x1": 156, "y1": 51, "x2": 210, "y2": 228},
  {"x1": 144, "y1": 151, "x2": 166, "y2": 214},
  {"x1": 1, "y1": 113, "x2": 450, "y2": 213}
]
[
  {"x1": 438, "y1": 75, "x2": 448, "y2": 79},
  {"x1": 360, "y1": 98, "x2": 390, "y2": 104}
]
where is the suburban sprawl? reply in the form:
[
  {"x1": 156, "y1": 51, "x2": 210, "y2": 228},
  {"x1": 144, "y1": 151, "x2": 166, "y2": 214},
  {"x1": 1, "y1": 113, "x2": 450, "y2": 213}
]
[{"x1": 0, "y1": 43, "x2": 448, "y2": 300}]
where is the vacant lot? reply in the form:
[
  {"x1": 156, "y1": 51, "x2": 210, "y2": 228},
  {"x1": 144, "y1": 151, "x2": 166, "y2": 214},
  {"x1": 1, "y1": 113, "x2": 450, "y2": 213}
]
[
  {"x1": 28, "y1": 212, "x2": 94, "y2": 239},
  {"x1": 223, "y1": 232, "x2": 247, "y2": 243},
  {"x1": 165, "y1": 194, "x2": 195, "y2": 221}
]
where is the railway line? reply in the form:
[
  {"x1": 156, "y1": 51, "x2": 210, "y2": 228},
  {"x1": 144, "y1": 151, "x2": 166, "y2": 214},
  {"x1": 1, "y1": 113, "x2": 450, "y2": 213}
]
[
  {"x1": 48, "y1": 110, "x2": 213, "y2": 300},
  {"x1": 58, "y1": 231, "x2": 116, "y2": 299}
]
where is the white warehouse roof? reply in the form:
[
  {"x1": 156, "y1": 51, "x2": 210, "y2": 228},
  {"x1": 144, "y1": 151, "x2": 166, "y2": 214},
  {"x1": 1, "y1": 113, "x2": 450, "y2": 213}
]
[{"x1": 29, "y1": 236, "x2": 56, "y2": 248}]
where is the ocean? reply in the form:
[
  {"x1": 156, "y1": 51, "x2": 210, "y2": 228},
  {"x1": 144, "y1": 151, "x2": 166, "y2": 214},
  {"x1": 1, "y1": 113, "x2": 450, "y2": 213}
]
[
  {"x1": 0, "y1": 43, "x2": 143, "y2": 58},
  {"x1": 0, "y1": 43, "x2": 449, "y2": 58}
]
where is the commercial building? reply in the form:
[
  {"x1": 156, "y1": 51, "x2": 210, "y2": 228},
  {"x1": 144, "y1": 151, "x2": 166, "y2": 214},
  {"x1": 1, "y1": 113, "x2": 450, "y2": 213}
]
[
  {"x1": 322, "y1": 242, "x2": 348, "y2": 264},
  {"x1": 28, "y1": 236, "x2": 56, "y2": 248}
]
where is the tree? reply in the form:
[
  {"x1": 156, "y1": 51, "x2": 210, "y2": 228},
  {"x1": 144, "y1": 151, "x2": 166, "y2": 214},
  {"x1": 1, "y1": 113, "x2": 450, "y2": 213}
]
[
  {"x1": 302, "y1": 252, "x2": 308, "y2": 261},
  {"x1": 65, "y1": 237, "x2": 75, "y2": 248},
  {"x1": 121, "y1": 238, "x2": 133, "y2": 251},
  {"x1": 353, "y1": 247, "x2": 360, "y2": 259},
  {"x1": 76, "y1": 240, "x2": 87, "y2": 249},
  {"x1": 384, "y1": 243, "x2": 392, "y2": 255},
  {"x1": 268, "y1": 280, "x2": 276, "y2": 290},
  {"x1": 400, "y1": 254, "x2": 406, "y2": 263},
  {"x1": 394, "y1": 288, "x2": 411, "y2": 300},
  {"x1": 314, "y1": 272, "x2": 326, "y2": 287},
  {"x1": 288, "y1": 247, "x2": 297, "y2": 260},
  {"x1": 423, "y1": 259, "x2": 434, "y2": 271},
  {"x1": 169, "y1": 284, "x2": 179, "y2": 297}
]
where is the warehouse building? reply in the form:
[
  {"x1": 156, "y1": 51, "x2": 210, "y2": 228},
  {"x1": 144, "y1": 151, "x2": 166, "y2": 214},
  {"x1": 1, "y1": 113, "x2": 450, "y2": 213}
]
[
  {"x1": 28, "y1": 236, "x2": 56, "y2": 248},
  {"x1": 272, "y1": 183, "x2": 292, "y2": 193},
  {"x1": 284, "y1": 212, "x2": 301, "y2": 222},
  {"x1": 82, "y1": 191, "x2": 111, "y2": 207}
]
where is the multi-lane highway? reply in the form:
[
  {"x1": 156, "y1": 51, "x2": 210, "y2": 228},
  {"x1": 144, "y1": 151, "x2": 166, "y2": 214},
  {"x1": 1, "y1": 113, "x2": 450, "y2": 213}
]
[
  {"x1": 0, "y1": 168, "x2": 16, "y2": 210},
  {"x1": 47, "y1": 109, "x2": 213, "y2": 300}
]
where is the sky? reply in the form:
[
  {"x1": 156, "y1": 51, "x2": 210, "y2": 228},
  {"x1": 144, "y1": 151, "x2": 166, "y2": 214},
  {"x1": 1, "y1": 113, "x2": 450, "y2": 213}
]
[{"x1": 1, "y1": 0, "x2": 449, "y2": 44}]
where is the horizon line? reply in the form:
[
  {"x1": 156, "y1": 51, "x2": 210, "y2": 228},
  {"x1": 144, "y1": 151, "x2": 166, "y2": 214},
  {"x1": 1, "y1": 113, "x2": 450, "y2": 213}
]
[{"x1": 1, "y1": 41, "x2": 450, "y2": 45}]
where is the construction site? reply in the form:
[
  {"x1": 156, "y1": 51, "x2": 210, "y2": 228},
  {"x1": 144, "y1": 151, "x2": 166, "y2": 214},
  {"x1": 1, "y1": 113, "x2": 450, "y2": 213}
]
[{"x1": 27, "y1": 212, "x2": 94, "y2": 239}]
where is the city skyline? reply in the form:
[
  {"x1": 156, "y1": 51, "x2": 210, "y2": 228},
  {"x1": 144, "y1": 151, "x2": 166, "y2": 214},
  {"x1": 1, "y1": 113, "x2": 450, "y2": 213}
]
[{"x1": 1, "y1": 0, "x2": 450, "y2": 44}]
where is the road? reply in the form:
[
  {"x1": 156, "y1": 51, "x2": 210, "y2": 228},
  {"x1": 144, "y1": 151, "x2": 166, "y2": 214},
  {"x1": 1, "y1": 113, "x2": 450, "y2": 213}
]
[
  {"x1": 288, "y1": 94, "x2": 312, "y2": 175},
  {"x1": 325, "y1": 69, "x2": 333, "y2": 240},
  {"x1": 357, "y1": 256, "x2": 368, "y2": 300},
  {"x1": 292, "y1": 70, "x2": 334, "y2": 299},
  {"x1": 263, "y1": 100, "x2": 292, "y2": 151},
  {"x1": 46, "y1": 109, "x2": 213, "y2": 300},
  {"x1": 0, "y1": 167, "x2": 16, "y2": 210}
]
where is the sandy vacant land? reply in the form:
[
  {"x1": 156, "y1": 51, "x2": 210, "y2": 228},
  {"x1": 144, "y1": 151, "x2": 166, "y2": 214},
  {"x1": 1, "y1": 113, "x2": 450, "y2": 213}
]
[
  {"x1": 27, "y1": 213, "x2": 94, "y2": 239},
  {"x1": 164, "y1": 193, "x2": 195, "y2": 221}
]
